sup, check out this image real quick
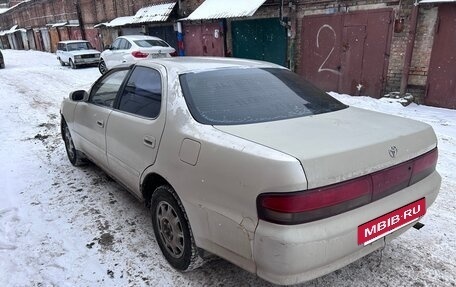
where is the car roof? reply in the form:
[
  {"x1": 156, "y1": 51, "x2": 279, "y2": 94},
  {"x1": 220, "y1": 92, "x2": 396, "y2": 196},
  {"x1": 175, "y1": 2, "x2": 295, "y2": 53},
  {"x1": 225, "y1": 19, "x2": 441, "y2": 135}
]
[
  {"x1": 119, "y1": 35, "x2": 164, "y2": 41},
  {"x1": 136, "y1": 57, "x2": 286, "y2": 74},
  {"x1": 58, "y1": 40, "x2": 90, "y2": 44}
]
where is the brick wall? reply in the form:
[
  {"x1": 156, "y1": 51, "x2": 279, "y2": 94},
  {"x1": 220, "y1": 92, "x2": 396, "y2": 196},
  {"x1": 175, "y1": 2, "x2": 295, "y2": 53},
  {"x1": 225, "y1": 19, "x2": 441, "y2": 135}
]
[
  {"x1": 0, "y1": 0, "x2": 438, "y2": 100},
  {"x1": 384, "y1": 1, "x2": 411, "y2": 95},
  {"x1": 408, "y1": 5, "x2": 437, "y2": 90},
  {"x1": 384, "y1": 2, "x2": 437, "y2": 100},
  {"x1": 8, "y1": 0, "x2": 21, "y2": 7},
  {"x1": 0, "y1": 0, "x2": 178, "y2": 30}
]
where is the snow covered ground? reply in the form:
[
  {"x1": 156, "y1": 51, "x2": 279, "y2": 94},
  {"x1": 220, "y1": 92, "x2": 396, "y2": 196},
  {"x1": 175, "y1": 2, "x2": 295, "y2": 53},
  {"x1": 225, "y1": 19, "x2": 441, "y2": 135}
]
[{"x1": 0, "y1": 49, "x2": 454, "y2": 287}]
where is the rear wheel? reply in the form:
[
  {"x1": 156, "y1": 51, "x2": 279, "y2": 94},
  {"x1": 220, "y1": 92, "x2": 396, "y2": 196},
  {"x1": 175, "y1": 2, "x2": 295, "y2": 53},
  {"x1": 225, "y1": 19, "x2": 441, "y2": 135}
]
[
  {"x1": 151, "y1": 186, "x2": 204, "y2": 271},
  {"x1": 69, "y1": 59, "x2": 76, "y2": 69},
  {"x1": 98, "y1": 59, "x2": 107, "y2": 74},
  {"x1": 58, "y1": 58, "x2": 65, "y2": 66},
  {"x1": 61, "y1": 120, "x2": 85, "y2": 166}
]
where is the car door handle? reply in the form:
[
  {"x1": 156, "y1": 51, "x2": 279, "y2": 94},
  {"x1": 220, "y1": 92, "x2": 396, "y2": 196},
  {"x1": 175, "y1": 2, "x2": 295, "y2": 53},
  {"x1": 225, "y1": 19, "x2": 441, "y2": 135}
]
[
  {"x1": 144, "y1": 136, "x2": 156, "y2": 148},
  {"x1": 97, "y1": 120, "x2": 104, "y2": 128}
]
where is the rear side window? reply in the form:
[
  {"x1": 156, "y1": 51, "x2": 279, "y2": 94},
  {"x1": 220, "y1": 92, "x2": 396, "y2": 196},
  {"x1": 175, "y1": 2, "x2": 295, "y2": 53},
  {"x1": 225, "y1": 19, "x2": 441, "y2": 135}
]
[
  {"x1": 134, "y1": 40, "x2": 169, "y2": 48},
  {"x1": 111, "y1": 39, "x2": 122, "y2": 50},
  {"x1": 118, "y1": 66, "x2": 162, "y2": 118},
  {"x1": 179, "y1": 68, "x2": 347, "y2": 125},
  {"x1": 119, "y1": 39, "x2": 132, "y2": 50}
]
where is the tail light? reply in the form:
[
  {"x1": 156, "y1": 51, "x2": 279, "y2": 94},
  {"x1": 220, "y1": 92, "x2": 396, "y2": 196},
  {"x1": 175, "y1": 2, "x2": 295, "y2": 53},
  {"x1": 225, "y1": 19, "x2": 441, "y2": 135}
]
[
  {"x1": 170, "y1": 51, "x2": 178, "y2": 57},
  {"x1": 410, "y1": 148, "x2": 438, "y2": 184},
  {"x1": 131, "y1": 51, "x2": 149, "y2": 58},
  {"x1": 257, "y1": 148, "x2": 438, "y2": 225}
]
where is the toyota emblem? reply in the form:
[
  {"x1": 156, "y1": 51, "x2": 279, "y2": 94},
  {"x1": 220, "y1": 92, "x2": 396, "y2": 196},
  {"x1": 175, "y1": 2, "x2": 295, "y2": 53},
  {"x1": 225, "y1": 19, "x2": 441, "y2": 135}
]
[{"x1": 389, "y1": 146, "x2": 398, "y2": 158}]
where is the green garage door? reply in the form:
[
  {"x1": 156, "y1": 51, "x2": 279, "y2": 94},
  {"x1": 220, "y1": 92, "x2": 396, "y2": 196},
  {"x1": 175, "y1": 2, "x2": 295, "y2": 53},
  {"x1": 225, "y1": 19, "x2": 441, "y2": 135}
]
[{"x1": 232, "y1": 18, "x2": 287, "y2": 67}]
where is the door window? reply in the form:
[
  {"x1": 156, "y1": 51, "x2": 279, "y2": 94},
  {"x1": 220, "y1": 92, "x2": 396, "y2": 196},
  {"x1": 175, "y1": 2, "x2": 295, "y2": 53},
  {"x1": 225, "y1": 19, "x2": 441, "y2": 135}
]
[
  {"x1": 90, "y1": 69, "x2": 129, "y2": 108},
  {"x1": 118, "y1": 66, "x2": 162, "y2": 118}
]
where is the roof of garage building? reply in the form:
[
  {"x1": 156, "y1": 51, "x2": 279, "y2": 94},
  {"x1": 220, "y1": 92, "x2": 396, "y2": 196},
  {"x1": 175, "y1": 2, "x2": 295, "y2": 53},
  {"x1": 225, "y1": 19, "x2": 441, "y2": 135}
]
[
  {"x1": 0, "y1": 24, "x2": 25, "y2": 36},
  {"x1": 181, "y1": 0, "x2": 266, "y2": 20},
  {"x1": 98, "y1": 16, "x2": 135, "y2": 27},
  {"x1": 133, "y1": 2, "x2": 176, "y2": 23},
  {"x1": 95, "y1": 2, "x2": 176, "y2": 28}
]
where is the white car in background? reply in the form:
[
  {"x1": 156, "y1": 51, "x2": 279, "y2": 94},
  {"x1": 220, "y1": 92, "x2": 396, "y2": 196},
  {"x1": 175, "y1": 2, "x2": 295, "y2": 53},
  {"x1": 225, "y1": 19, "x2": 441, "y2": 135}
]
[
  {"x1": 56, "y1": 40, "x2": 100, "y2": 69},
  {"x1": 98, "y1": 35, "x2": 176, "y2": 74}
]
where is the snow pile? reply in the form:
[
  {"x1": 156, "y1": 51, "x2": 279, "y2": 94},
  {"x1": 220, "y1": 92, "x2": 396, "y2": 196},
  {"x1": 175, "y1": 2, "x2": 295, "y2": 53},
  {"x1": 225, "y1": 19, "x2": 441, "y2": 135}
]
[{"x1": 0, "y1": 50, "x2": 455, "y2": 286}]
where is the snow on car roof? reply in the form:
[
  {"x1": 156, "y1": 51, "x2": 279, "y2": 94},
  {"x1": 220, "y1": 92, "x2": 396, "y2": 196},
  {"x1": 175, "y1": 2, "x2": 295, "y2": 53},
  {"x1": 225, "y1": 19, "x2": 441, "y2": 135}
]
[{"x1": 136, "y1": 57, "x2": 286, "y2": 74}]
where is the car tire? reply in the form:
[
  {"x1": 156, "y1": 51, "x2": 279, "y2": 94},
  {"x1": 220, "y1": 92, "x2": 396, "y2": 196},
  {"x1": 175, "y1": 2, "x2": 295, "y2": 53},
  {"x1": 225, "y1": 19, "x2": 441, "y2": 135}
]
[
  {"x1": 58, "y1": 58, "x2": 65, "y2": 66},
  {"x1": 69, "y1": 59, "x2": 77, "y2": 69},
  {"x1": 151, "y1": 185, "x2": 204, "y2": 271},
  {"x1": 61, "y1": 119, "x2": 85, "y2": 166},
  {"x1": 98, "y1": 59, "x2": 107, "y2": 74}
]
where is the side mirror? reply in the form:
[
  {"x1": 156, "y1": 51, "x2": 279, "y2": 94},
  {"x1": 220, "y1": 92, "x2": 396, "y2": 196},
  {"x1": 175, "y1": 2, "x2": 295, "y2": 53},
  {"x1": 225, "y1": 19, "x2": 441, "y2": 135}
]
[
  {"x1": 104, "y1": 44, "x2": 112, "y2": 50},
  {"x1": 69, "y1": 90, "x2": 89, "y2": 102}
]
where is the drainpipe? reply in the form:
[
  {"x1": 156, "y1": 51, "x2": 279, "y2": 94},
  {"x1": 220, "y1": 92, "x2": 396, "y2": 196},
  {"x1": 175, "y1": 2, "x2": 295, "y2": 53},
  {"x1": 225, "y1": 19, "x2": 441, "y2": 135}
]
[
  {"x1": 288, "y1": 1, "x2": 297, "y2": 71},
  {"x1": 75, "y1": 0, "x2": 86, "y2": 40},
  {"x1": 400, "y1": 1, "x2": 419, "y2": 95}
]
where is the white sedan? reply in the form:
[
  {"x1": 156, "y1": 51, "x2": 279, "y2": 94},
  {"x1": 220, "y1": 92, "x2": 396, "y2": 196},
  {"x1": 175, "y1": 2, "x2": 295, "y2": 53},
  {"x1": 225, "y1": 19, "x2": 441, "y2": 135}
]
[
  {"x1": 98, "y1": 35, "x2": 175, "y2": 74},
  {"x1": 60, "y1": 57, "x2": 440, "y2": 285},
  {"x1": 56, "y1": 40, "x2": 100, "y2": 69}
]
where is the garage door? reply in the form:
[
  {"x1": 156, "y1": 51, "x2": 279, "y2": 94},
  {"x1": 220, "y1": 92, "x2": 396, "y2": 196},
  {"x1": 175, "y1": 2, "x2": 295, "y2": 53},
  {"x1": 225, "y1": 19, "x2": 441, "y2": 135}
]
[
  {"x1": 49, "y1": 28, "x2": 60, "y2": 52},
  {"x1": 183, "y1": 22, "x2": 225, "y2": 57},
  {"x1": 40, "y1": 28, "x2": 51, "y2": 52},
  {"x1": 231, "y1": 18, "x2": 287, "y2": 67},
  {"x1": 425, "y1": 4, "x2": 456, "y2": 109},
  {"x1": 299, "y1": 9, "x2": 393, "y2": 98},
  {"x1": 148, "y1": 25, "x2": 177, "y2": 51}
]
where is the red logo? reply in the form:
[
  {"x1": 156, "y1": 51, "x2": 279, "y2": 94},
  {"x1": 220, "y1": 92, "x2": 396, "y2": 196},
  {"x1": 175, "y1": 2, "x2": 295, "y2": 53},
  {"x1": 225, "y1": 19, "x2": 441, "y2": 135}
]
[{"x1": 358, "y1": 198, "x2": 426, "y2": 245}]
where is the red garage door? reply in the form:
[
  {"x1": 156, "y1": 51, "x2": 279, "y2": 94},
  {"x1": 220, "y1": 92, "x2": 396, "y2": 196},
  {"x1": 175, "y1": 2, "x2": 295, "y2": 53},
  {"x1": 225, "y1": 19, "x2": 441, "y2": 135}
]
[
  {"x1": 425, "y1": 4, "x2": 456, "y2": 109},
  {"x1": 183, "y1": 22, "x2": 224, "y2": 57},
  {"x1": 299, "y1": 9, "x2": 393, "y2": 98}
]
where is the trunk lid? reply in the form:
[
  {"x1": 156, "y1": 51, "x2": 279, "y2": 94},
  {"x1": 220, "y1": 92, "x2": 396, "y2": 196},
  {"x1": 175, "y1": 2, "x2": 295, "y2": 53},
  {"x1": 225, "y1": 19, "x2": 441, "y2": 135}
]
[
  {"x1": 140, "y1": 47, "x2": 175, "y2": 57},
  {"x1": 215, "y1": 107, "x2": 437, "y2": 189}
]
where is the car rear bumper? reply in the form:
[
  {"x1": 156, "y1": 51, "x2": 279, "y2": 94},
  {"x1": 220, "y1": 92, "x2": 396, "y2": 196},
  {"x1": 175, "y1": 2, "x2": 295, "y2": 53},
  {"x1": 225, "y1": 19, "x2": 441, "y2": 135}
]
[{"x1": 253, "y1": 171, "x2": 441, "y2": 285}]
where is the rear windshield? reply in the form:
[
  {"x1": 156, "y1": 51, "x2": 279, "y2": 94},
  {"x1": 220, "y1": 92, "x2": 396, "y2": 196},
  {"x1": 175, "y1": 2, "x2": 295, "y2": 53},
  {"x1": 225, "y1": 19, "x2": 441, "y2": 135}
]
[
  {"x1": 134, "y1": 40, "x2": 169, "y2": 48},
  {"x1": 179, "y1": 68, "x2": 347, "y2": 125}
]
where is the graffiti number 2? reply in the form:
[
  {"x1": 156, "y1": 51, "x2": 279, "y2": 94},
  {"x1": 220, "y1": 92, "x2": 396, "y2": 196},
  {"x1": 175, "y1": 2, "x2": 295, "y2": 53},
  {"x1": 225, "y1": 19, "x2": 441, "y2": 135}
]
[{"x1": 316, "y1": 24, "x2": 341, "y2": 75}]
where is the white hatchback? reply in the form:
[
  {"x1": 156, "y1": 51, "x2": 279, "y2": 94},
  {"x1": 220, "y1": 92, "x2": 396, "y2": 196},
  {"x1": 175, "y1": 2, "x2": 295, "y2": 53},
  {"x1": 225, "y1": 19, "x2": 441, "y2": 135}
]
[{"x1": 98, "y1": 35, "x2": 175, "y2": 74}]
